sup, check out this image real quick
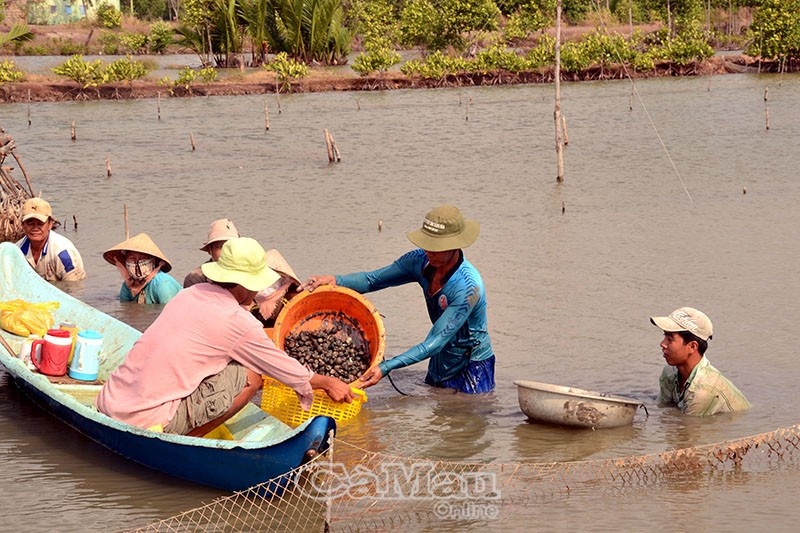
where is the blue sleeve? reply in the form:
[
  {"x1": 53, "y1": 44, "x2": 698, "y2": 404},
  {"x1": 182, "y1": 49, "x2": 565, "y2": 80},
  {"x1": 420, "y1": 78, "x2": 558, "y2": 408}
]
[
  {"x1": 379, "y1": 281, "x2": 475, "y2": 375},
  {"x1": 150, "y1": 274, "x2": 182, "y2": 304},
  {"x1": 335, "y1": 251, "x2": 421, "y2": 294}
]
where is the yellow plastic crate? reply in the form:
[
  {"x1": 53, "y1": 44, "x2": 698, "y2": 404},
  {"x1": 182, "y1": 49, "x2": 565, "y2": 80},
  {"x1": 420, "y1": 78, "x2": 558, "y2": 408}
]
[{"x1": 260, "y1": 376, "x2": 367, "y2": 428}]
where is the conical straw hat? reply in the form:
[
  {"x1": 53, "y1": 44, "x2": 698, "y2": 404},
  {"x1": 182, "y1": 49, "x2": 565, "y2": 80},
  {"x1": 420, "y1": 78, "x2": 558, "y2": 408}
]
[{"x1": 103, "y1": 233, "x2": 173, "y2": 273}]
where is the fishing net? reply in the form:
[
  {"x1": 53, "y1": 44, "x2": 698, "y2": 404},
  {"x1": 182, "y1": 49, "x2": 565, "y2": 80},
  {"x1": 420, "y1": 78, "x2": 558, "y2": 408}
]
[{"x1": 129, "y1": 423, "x2": 800, "y2": 532}]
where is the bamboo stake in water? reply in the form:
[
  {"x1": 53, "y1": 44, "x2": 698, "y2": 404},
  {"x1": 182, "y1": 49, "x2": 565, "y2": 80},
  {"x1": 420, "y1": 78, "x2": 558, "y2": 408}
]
[
  {"x1": 123, "y1": 204, "x2": 129, "y2": 240},
  {"x1": 324, "y1": 129, "x2": 334, "y2": 162},
  {"x1": 73, "y1": 215, "x2": 78, "y2": 229},
  {"x1": 275, "y1": 83, "x2": 282, "y2": 114},
  {"x1": 561, "y1": 114, "x2": 569, "y2": 146},
  {"x1": 71, "y1": 121, "x2": 76, "y2": 141},
  {"x1": 105, "y1": 155, "x2": 112, "y2": 177},
  {"x1": 27, "y1": 89, "x2": 31, "y2": 126},
  {"x1": 157, "y1": 91, "x2": 162, "y2": 120},
  {"x1": 765, "y1": 107, "x2": 770, "y2": 131},
  {"x1": 764, "y1": 87, "x2": 768, "y2": 101},
  {"x1": 190, "y1": 132, "x2": 196, "y2": 151},
  {"x1": 554, "y1": 0, "x2": 565, "y2": 183},
  {"x1": 264, "y1": 98, "x2": 270, "y2": 131}
]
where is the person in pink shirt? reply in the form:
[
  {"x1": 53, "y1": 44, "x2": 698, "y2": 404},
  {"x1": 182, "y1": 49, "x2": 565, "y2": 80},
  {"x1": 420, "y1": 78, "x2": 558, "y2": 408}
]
[{"x1": 96, "y1": 237, "x2": 353, "y2": 436}]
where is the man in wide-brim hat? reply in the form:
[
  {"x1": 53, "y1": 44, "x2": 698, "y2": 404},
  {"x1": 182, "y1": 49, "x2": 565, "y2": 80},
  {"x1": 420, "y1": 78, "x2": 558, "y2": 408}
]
[
  {"x1": 302, "y1": 204, "x2": 495, "y2": 394},
  {"x1": 183, "y1": 218, "x2": 240, "y2": 288},
  {"x1": 103, "y1": 232, "x2": 182, "y2": 304},
  {"x1": 96, "y1": 237, "x2": 354, "y2": 436}
]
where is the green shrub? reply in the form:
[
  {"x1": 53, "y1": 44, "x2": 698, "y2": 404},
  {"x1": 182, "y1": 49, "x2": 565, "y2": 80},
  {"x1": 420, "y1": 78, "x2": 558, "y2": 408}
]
[
  {"x1": 0, "y1": 60, "x2": 25, "y2": 83},
  {"x1": 49, "y1": 37, "x2": 88, "y2": 56},
  {"x1": 175, "y1": 66, "x2": 198, "y2": 90},
  {"x1": 198, "y1": 66, "x2": 218, "y2": 83},
  {"x1": 264, "y1": 52, "x2": 309, "y2": 89},
  {"x1": 20, "y1": 44, "x2": 49, "y2": 56},
  {"x1": 98, "y1": 30, "x2": 121, "y2": 55},
  {"x1": 399, "y1": 50, "x2": 467, "y2": 79},
  {"x1": 474, "y1": 43, "x2": 527, "y2": 73},
  {"x1": 52, "y1": 55, "x2": 105, "y2": 88},
  {"x1": 96, "y1": 3, "x2": 122, "y2": 29},
  {"x1": 148, "y1": 21, "x2": 174, "y2": 54},
  {"x1": 120, "y1": 32, "x2": 149, "y2": 54},
  {"x1": 104, "y1": 56, "x2": 151, "y2": 84},
  {"x1": 352, "y1": 41, "x2": 401, "y2": 76}
]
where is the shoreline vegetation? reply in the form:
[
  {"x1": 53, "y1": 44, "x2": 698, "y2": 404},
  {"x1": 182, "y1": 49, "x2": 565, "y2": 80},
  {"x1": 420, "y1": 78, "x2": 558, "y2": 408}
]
[
  {"x1": 0, "y1": 53, "x2": 782, "y2": 104},
  {"x1": 2, "y1": 0, "x2": 799, "y2": 104}
]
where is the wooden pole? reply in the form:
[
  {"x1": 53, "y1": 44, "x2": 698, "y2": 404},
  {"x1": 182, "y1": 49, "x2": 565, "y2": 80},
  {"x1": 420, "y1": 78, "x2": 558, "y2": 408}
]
[
  {"x1": 765, "y1": 107, "x2": 770, "y2": 131},
  {"x1": 264, "y1": 98, "x2": 270, "y2": 131},
  {"x1": 70, "y1": 121, "x2": 76, "y2": 141},
  {"x1": 157, "y1": 91, "x2": 162, "y2": 120},
  {"x1": 764, "y1": 87, "x2": 768, "y2": 101},
  {"x1": 561, "y1": 114, "x2": 569, "y2": 146},
  {"x1": 324, "y1": 129, "x2": 334, "y2": 162},
  {"x1": 190, "y1": 132, "x2": 196, "y2": 151},
  {"x1": 27, "y1": 89, "x2": 31, "y2": 126},
  {"x1": 554, "y1": 0, "x2": 565, "y2": 183},
  {"x1": 123, "y1": 204, "x2": 129, "y2": 239},
  {"x1": 73, "y1": 215, "x2": 78, "y2": 229},
  {"x1": 330, "y1": 134, "x2": 341, "y2": 162},
  {"x1": 275, "y1": 83, "x2": 282, "y2": 114},
  {"x1": 105, "y1": 155, "x2": 112, "y2": 177}
]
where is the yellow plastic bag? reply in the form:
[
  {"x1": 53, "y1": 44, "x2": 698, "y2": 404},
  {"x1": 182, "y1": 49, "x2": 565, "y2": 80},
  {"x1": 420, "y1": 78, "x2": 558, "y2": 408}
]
[{"x1": 0, "y1": 299, "x2": 60, "y2": 337}]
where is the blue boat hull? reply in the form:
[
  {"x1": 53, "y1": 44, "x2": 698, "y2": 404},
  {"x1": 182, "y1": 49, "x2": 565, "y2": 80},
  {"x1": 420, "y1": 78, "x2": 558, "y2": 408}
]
[{"x1": 0, "y1": 242, "x2": 336, "y2": 492}]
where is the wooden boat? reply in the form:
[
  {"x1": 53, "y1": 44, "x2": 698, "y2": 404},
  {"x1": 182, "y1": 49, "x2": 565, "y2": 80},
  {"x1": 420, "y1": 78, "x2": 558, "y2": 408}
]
[
  {"x1": 514, "y1": 379, "x2": 642, "y2": 429},
  {"x1": 0, "y1": 242, "x2": 336, "y2": 492}
]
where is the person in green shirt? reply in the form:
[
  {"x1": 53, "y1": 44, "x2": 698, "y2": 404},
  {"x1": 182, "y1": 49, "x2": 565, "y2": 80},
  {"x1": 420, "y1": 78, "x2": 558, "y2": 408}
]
[{"x1": 651, "y1": 307, "x2": 751, "y2": 416}]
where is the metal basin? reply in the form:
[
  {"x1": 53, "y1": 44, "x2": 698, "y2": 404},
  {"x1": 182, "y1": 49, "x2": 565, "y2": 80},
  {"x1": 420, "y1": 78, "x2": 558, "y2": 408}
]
[{"x1": 513, "y1": 380, "x2": 642, "y2": 429}]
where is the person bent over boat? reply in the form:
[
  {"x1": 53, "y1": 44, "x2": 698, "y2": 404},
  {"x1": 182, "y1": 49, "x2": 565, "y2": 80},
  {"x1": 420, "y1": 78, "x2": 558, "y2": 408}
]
[
  {"x1": 103, "y1": 233, "x2": 182, "y2": 305},
  {"x1": 96, "y1": 237, "x2": 353, "y2": 436},
  {"x1": 302, "y1": 204, "x2": 495, "y2": 394},
  {"x1": 16, "y1": 197, "x2": 86, "y2": 281},
  {"x1": 651, "y1": 307, "x2": 751, "y2": 416},
  {"x1": 184, "y1": 218, "x2": 302, "y2": 327}
]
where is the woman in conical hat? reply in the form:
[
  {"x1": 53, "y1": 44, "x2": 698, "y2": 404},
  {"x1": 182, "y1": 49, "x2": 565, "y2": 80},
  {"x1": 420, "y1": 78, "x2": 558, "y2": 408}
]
[
  {"x1": 301, "y1": 204, "x2": 495, "y2": 394},
  {"x1": 103, "y1": 233, "x2": 182, "y2": 304}
]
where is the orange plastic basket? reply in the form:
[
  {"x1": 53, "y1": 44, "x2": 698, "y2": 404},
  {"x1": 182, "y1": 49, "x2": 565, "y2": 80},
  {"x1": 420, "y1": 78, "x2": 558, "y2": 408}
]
[
  {"x1": 260, "y1": 376, "x2": 367, "y2": 428},
  {"x1": 271, "y1": 285, "x2": 385, "y2": 378}
]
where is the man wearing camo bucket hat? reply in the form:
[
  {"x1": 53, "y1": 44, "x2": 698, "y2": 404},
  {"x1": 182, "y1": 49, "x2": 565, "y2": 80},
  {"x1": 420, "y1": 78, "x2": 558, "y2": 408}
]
[
  {"x1": 651, "y1": 306, "x2": 750, "y2": 416},
  {"x1": 302, "y1": 204, "x2": 495, "y2": 394}
]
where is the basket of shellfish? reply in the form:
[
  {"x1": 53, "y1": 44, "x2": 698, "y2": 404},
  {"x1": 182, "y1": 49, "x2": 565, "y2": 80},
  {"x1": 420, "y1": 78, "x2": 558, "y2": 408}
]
[{"x1": 261, "y1": 285, "x2": 385, "y2": 425}]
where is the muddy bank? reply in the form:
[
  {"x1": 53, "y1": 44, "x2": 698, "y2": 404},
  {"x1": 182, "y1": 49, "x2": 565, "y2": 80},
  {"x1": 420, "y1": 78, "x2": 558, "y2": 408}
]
[{"x1": 0, "y1": 54, "x2": 783, "y2": 103}]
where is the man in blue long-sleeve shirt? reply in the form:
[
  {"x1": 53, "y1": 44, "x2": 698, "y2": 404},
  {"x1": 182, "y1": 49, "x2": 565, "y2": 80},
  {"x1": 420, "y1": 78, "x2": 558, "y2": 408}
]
[{"x1": 302, "y1": 205, "x2": 495, "y2": 393}]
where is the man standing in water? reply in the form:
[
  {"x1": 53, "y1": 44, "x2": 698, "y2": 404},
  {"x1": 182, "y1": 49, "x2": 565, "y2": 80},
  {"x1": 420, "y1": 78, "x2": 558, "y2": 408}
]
[
  {"x1": 303, "y1": 204, "x2": 494, "y2": 393},
  {"x1": 16, "y1": 197, "x2": 85, "y2": 281},
  {"x1": 651, "y1": 307, "x2": 750, "y2": 416}
]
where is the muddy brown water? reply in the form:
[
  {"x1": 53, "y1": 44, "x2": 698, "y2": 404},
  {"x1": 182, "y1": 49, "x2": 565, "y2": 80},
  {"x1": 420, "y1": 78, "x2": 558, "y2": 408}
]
[{"x1": 1, "y1": 72, "x2": 800, "y2": 531}]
